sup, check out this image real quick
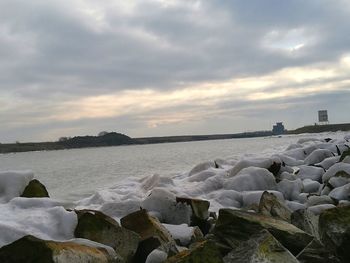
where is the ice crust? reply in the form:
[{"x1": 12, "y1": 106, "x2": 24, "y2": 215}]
[{"x1": 1, "y1": 132, "x2": 350, "y2": 250}]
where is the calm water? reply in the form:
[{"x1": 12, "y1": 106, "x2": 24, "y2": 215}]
[{"x1": 0, "y1": 136, "x2": 302, "y2": 201}]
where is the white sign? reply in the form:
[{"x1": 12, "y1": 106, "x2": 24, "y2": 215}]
[{"x1": 318, "y1": 110, "x2": 328, "y2": 122}]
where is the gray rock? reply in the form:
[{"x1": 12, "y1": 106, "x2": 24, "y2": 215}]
[
  {"x1": 319, "y1": 206, "x2": 350, "y2": 261},
  {"x1": 223, "y1": 230, "x2": 299, "y2": 263},
  {"x1": 291, "y1": 209, "x2": 320, "y2": 240},
  {"x1": 296, "y1": 239, "x2": 340, "y2": 263},
  {"x1": 165, "y1": 240, "x2": 223, "y2": 263},
  {"x1": 258, "y1": 191, "x2": 292, "y2": 222},
  {"x1": 210, "y1": 208, "x2": 313, "y2": 256},
  {"x1": 74, "y1": 209, "x2": 140, "y2": 262},
  {"x1": 0, "y1": 235, "x2": 119, "y2": 263}
]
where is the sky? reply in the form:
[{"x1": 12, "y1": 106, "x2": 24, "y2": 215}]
[{"x1": 1, "y1": 0, "x2": 350, "y2": 142}]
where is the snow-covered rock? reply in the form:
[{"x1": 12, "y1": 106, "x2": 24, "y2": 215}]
[{"x1": 0, "y1": 171, "x2": 34, "y2": 203}]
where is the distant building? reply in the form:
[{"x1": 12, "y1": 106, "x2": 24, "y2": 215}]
[{"x1": 272, "y1": 122, "x2": 285, "y2": 135}]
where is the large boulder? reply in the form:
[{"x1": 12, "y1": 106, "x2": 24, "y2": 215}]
[
  {"x1": 258, "y1": 191, "x2": 292, "y2": 222},
  {"x1": 74, "y1": 209, "x2": 140, "y2": 262},
  {"x1": 223, "y1": 230, "x2": 299, "y2": 263},
  {"x1": 210, "y1": 208, "x2": 313, "y2": 256},
  {"x1": 319, "y1": 206, "x2": 350, "y2": 261},
  {"x1": 296, "y1": 239, "x2": 340, "y2": 263},
  {"x1": 176, "y1": 197, "x2": 210, "y2": 234},
  {"x1": 0, "y1": 235, "x2": 119, "y2": 263},
  {"x1": 120, "y1": 209, "x2": 176, "y2": 262},
  {"x1": 20, "y1": 179, "x2": 49, "y2": 198},
  {"x1": 291, "y1": 209, "x2": 320, "y2": 240},
  {"x1": 165, "y1": 240, "x2": 223, "y2": 263}
]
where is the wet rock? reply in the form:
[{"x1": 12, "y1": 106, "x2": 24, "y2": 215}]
[
  {"x1": 0, "y1": 235, "x2": 119, "y2": 263},
  {"x1": 319, "y1": 206, "x2": 350, "y2": 261},
  {"x1": 165, "y1": 240, "x2": 223, "y2": 263},
  {"x1": 258, "y1": 191, "x2": 292, "y2": 222},
  {"x1": 121, "y1": 209, "x2": 175, "y2": 262},
  {"x1": 176, "y1": 197, "x2": 210, "y2": 234},
  {"x1": 223, "y1": 230, "x2": 299, "y2": 263},
  {"x1": 210, "y1": 208, "x2": 313, "y2": 256},
  {"x1": 74, "y1": 209, "x2": 140, "y2": 262},
  {"x1": 296, "y1": 239, "x2": 340, "y2": 263},
  {"x1": 20, "y1": 179, "x2": 49, "y2": 198},
  {"x1": 291, "y1": 209, "x2": 320, "y2": 240}
]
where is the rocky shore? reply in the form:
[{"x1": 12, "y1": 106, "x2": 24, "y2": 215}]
[{"x1": 0, "y1": 133, "x2": 350, "y2": 262}]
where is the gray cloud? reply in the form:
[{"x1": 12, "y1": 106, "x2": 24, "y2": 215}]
[{"x1": 0, "y1": 0, "x2": 349, "y2": 142}]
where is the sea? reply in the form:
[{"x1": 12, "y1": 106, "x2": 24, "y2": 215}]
[{"x1": 0, "y1": 134, "x2": 330, "y2": 201}]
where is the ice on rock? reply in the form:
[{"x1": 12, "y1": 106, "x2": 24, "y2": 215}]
[
  {"x1": 0, "y1": 171, "x2": 34, "y2": 203},
  {"x1": 141, "y1": 174, "x2": 174, "y2": 191},
  {"x1": 207, "y1": 190, "x2": 242, "y2": 208},
  {"x1": 328, "y1": 176, "x2": 350, "y2": 188},
  {"x1": 277, "y1": 179, "x2": 303, "y2": 201},
  {"x1": 322, "y1": 163, "x2": 350, "y2": 182},
  {"x1": 297, "y1": 165, "x2": 324, "y2": 182},
  {"x1": 145, "y1": 249, "x2": 168, "y2": 263},
  {"x1": 274, "y1": 153, "x2": 303, "y2": 166},
  {"x1": 304, "y1": 149, "x2": 334, "y2": 165},
  {"x1": 0, "y1": 197, "x2": 77, "y2": 247},
  {"x1": 187, "y1": 169, "x2": 219, "y2": 183},
  {"x1": 315, "y1": 156, "x2": 340, "y2": 170},
  {"x1": 306, "y1": 195, "x2": 334, "y2": 207},
  {"x1": 190, "y1": 174, "x2": 225, "y2": 195},
  {"x1": 284, "y1": 145, "x2": 317, "y2": 161},
  {"x1": 225, "y1": 167, "x2": 277, "y2": 192},
  {"x1": 285, "y1": 143, "x2": 302, "y2": 151},
  {"x1": 163, "y1": 223, "x2": 198, "y2": 246},
  {"x1": 328, "y1": 183, "x2": 350, "y2": 201},
  {"x1": 189, "y1": 161, "x2": 216, "y2": 176},
  {"x1": 285, "y1": 201, "x2": 306, "y2": 212},
  {"x1": 241, "y1": 190, "x2": 284, "y2": 207},
  {"x1": 279, "y1": 172, "x2": 297, "y2": 181},
  {"x1": 302, "y1": 179, "x2": 321, "y2": 194},
  {"x1": 99, "y1": 200, "x2": 142, "y2": 220},
  {"x1": 307, "y1": 204, "x2": 336, "y2": 215},
  {"x1": 141, "y1": 188, "x2": 192, "y2": 224},
  {"x1": 228, "y1": 157, "x2": 281, "y2": 177}
]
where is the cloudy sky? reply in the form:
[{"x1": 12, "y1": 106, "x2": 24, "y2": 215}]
[{"x1": 1, "y1": 0, "x2": 350, "y2": 142}]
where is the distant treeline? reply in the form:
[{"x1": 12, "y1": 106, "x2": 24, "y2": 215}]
[{"x1": 1, "y1": 123, "x2": 350, "y2": 154}]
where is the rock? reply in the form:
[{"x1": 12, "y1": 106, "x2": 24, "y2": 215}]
[
  {"x1": 225, "y1": 167, "x2": 277, "y2": 191},
  {"x1": 165, "y1": 240, "x2": 223, "y2": 263},
  {"x1": 291, "y1": 209, "x2": 320, "y2": 240},
  {"x1": 306, "y1": 195, "x2": 334, "y2": 207},
  {"x1": 210, "y1": 208, "x2": 313, "y2": 256},
  {"x1": 340, "y1": 149, "x2": 350, "y2": 162},
  {"x1": 302, "y1": 179, "x2": 321, "y2": 194},
  {"x1": 120, "y1": 209, "x2": 175, "y2": 262},
  {"x1": 163, "y1": 224, "x2": 204, "y2": 247},
  {"x1": 74, "y1": 209, "x2": 140, "y2": 262},
  {"x1": 267, "y1": 161, "x2": 281, "y2": 177},
  {"x1": 20, "y1": 179, "x2": 49, "y2": 198},
  {"x1": 277, "y1": 179, "x2": 303, "y2": 201},
  {"x1": 297, "y1": 165, "x2": 324, "y2": 182},
  {"x1": 121, "y1": 209, "x2": 173, "y2": 243},
  {"x1": 258, "y1": 191, "x2": 292, "y2": 222},
  {"x1": 304, "y1": 149, "x2": 334, "y2": 165},
  {"x1": 223, "y1": 230, "x2": 299, "y2": 263},
  {"x1": 176, "y1": 197, "x2": 211, "y2": 234},
  {"x1": 328, "y1": 183, "x2": 350, "y2": 201},
  {"x1": 296, "y1": 239, "x2": 340, "y2": 263},
  {"x1": 319, "y1": 206, "x2": 350, "y2": 261},
  {"x1": 307, "y1": 204, "x2": 336, "y2": 215},
  {"x1": 0, "y1": 235, "x2": 119, "y2": 263}
]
